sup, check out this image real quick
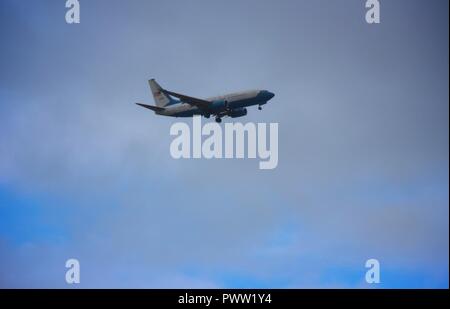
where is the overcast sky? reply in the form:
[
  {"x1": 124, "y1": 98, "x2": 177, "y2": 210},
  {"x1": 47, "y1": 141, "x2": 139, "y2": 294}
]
[{"x1": 0, "y1": 0, "x2": 448, "y2": 288}]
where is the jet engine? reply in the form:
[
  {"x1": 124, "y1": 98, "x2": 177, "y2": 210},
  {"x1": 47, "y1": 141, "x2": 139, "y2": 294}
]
[{"x1": 228, "y1": 108, "x2": 247, "y2": 118}]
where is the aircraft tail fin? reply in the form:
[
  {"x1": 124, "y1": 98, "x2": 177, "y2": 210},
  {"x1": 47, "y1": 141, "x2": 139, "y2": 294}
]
[{"x1": 149, "y1": 79, "x2": 176, "y2": 107}]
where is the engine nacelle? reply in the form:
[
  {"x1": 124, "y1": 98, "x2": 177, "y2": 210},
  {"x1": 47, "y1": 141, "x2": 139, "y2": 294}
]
[
  {"x1": 228, "y1": 108, "x2": 247, "y2": 118},
  {"x1": 210, "y1": 100, "x2": 227, "y2": 111}
]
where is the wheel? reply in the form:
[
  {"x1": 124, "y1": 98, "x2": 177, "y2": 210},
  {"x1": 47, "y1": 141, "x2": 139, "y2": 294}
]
[
  {"x1": 215, "y1": 117, "x2": 222, "y2": 123},
  {"x1": 204, "y1": 114, "x2": 210, "y2": 119},
  {"x1": 258, "y1": 106, "x2": 262, "y2": 110}
]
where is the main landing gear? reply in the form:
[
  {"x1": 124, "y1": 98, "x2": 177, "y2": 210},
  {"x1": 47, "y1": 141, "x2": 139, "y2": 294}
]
[
  {"x1": 215, "y1": 117, "x2": 222, "y2": 123},
  {"x1": 258, "y1": 105, "x2": 262, "y2": 110}
]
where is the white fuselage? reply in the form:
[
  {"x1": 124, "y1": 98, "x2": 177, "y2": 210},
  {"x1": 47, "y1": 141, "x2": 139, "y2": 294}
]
[{"x1": 160, "y1": 90, "x2": 264, "y2": 117}]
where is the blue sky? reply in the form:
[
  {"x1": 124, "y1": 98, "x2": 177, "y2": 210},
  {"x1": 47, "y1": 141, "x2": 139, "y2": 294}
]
[{"x1": 0, "y1": 0, "x2": 448, "y2": 288}]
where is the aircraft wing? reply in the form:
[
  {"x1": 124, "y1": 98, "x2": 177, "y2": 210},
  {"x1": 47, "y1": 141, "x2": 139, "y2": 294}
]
[{"x1": 162, "y1": 89, "x2": 211, "y2": 109}]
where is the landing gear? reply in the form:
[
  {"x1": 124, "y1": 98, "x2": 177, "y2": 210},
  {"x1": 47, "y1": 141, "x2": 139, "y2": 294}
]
[
  {"x1": 204, "y1": 114, "x2": 210, "y2": 119},
  {"x1": 258, "y1": 105, "x2": 262, "y2": 111},
  {"x1": 215, "y1": 117, "x2": 222, "y2": 123}
]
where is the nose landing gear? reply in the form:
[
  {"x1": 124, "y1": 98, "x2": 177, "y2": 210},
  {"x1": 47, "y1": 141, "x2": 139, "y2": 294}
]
[{"x1": 258, "y1": 105, "x2": 262, "y2": 111}]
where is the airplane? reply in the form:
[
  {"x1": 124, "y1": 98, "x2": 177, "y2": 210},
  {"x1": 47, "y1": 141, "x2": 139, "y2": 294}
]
[{"x1": 136, "y1": 79, "x2": 275, "y2": 123}]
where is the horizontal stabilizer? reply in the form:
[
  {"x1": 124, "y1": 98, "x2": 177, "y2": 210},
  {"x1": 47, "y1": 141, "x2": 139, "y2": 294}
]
[{"x1": 136, "y1": 103, "x2": 165, "y2": 112}]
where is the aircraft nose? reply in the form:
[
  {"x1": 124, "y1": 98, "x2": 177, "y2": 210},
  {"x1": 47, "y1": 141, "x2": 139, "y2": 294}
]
[{"x1": 261, "y1": 90, "x2": 275, "y2": 100}]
